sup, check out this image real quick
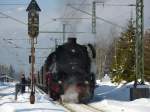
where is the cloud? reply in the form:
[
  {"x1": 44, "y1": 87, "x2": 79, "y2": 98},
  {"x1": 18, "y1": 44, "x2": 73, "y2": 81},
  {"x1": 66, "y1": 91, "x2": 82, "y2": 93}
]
[
  {"x1": 17, "y1": 7, "x2": 26, "y2": 12},
  {"x1": 5, "y1": 10, "x2": 12, "y2": 14}
]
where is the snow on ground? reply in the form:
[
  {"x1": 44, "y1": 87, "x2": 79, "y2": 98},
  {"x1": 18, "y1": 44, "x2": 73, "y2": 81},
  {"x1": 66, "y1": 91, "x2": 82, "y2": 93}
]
[
  {"x1": 0, "y1": 76, "x2": 150, "y2": 112},
  {"x1": 0, "y1": 82, "x2": 66, "y2": 112},
  {"x1": 90, "y1": 75, "x2": 150, "y2": 112}
]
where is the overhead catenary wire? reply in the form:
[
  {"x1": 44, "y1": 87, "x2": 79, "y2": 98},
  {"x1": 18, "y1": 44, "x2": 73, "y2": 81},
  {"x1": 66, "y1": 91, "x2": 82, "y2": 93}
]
[
  {"x1": 0, "y1": 3, "x2": 27, "y2": 5},
  {"x1": 49, "y1": 17, "x2": 90, "y2": 20},
  {"x1": 61, "y1": 0, "x2": 89, "y2": 32},
  {"x1": 0, "y1": 2, "x2": 54, "y2": 71},
  {"x1": 3, "y1": 38, "x2": 22, "y2": 48},
  {"x1": 71, "y1": 0, "x2": 89, "y2": 31},
  {"x1": 68, "y1": 4, "x2": 126, "y2": 29},
  {"x1": 0, "y1": 11, "x2": 27, "y2": 25},
  {"x1": 4, "y1": 38, "x2": 29, "y2": 41},
  {"x1": 2, "y1": 38, "x2": 53, "y2": 50},
  {"x1": 67, "y1": 3, "x2": 136, "y2": 7},
  {"x1": 0, "y1": 16, "x2": 8, "y2": 18},
  {"x1": 39, "y1": 31, "x2": 90, "y2": 34},
  {"x1": 69, "y1": 0, "x2": 89, "y2": 17},
  {"x1": 40, "y1": 0, "x2": 90, "y2": 39},
  {"x1": 1, "y1": 37, "x2": 29, "y2": 69},
  {"x1": 0, "y1": 38, "x2": 27, "y2": 66},
  {"x1": 40, "y1": 18, "x2": 91, "y2": 28}
]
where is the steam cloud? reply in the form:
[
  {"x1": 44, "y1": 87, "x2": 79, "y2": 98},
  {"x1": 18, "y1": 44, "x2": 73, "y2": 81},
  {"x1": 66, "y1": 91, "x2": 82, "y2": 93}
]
[{"x1": 61, "y1": 85, "x2": 79, "y2": 103}]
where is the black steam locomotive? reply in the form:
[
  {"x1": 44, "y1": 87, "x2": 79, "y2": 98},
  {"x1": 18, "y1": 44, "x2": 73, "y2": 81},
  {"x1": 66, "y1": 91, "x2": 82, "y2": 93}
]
[{"x1": 37, "y1": 38, "x2": 96, "y2": 103}]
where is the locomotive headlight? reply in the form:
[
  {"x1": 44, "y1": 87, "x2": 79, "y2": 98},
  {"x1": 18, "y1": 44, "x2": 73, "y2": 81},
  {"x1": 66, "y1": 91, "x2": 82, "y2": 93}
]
[
  {"x1": 58, "y1": 81, "x2": 62, "y2": 84},
  {"x1": 85, "y1": 81, "x2": 89, "y2": 84}
]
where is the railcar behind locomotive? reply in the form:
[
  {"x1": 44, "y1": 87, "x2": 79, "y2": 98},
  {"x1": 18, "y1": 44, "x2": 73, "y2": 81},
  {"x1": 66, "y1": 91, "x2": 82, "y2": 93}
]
[{"x1": 37, "y1": 37, "x2": 96, "y2": 103}]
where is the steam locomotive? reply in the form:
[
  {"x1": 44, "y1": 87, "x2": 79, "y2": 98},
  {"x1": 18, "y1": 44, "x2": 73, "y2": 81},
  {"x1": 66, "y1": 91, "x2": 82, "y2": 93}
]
[{"x1": 37, "y1": 38, "x2": 96, "y2": 103}]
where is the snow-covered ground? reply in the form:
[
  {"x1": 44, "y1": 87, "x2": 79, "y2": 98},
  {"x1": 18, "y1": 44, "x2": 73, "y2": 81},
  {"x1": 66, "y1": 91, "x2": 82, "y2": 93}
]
[
  {"x1": 0, "y1": 82, "x2": 66, "y2": 112},
  {"x1": 0, "y1": 76, "x2": 150, "y2": 112},
  {"x1": 90, "y1": 75, "x2": 150, "y2": 112}
]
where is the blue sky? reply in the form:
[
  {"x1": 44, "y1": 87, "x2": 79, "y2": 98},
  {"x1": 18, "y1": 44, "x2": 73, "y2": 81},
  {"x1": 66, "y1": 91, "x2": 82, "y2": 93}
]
[{"x1": 0, "y1": 0, "x2": 150, "y2": 76}]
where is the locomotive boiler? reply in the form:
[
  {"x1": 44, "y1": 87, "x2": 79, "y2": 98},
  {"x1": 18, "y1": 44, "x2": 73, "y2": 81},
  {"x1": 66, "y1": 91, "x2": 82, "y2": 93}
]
[{"x1": 38, "y1": 37, "x2": 96, "y2": 103}]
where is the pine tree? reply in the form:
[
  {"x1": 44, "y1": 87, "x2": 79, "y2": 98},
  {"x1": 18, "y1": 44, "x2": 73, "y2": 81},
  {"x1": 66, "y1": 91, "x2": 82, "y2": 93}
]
[{"x1": 110, "y1": 18, "x2": 136, "y2": 83}]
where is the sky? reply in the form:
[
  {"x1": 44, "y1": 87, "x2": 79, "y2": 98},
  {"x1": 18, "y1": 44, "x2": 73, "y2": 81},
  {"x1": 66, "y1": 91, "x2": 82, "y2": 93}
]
[{"x1": 0, "y1": 0, "x2": 150, "y2": 76}]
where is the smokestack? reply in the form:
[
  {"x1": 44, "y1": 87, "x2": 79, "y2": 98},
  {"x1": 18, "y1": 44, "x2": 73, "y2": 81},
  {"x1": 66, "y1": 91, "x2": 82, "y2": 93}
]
[{"x1": 67, "y1": 37, "x2": 77, "y2": 44}]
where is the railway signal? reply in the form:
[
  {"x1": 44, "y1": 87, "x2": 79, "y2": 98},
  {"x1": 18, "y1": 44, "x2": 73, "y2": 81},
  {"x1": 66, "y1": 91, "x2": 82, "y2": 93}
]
[
  {"x1": 26, "y1": 0, "x2": 41, "y2": 104},
  {"x1": 27, "y1": 0, "x2": 41, "y2": 38}
]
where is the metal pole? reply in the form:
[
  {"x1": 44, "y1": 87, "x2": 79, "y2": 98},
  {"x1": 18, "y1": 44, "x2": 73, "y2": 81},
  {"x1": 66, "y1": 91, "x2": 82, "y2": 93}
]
[
  {"x1": 141, "y1": 0, "x2": 144, "y2": 84},
  {"x1": 63, "y1": 24, "x2": 66, "y2": 43},
  {"x1": 92, "y1": 1, "x2": 96, "y2": 34},
  {"x1": 30, "y1": 37, "x2": 35, "y2": 104},
  {"x1": 135, "y1": 0, "x2": 144, "y2": 85},
  {"x1": 55, "y1": 39, "x2": 58, "y2": 49},
  {"x1": 114, "y1": 39, "x2": 117, "y2": 69},
  {"x1": 100, "y1": 50, "x2": 103, "y2": 81}
]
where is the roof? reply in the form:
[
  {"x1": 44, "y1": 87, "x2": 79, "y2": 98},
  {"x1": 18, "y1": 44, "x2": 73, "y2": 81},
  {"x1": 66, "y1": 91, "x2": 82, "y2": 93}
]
[
  {"x1": 0, "y1": 75, "x2": 14, "y2": 80},
  {"x1": 26, "y1": 0, "x2": 41, "y2": 11}
]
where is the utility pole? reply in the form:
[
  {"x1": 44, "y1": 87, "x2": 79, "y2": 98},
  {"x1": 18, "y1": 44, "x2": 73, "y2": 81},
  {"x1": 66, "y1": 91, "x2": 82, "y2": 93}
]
[
  {"x1": 63, "y1": 24, "x2": 66, "y2": 43},
  {"x1": 100, "y1": 50, "x2": 103, "y2": 81},
  {"x1": 26, "y1": 0, "x2": 41, "y2": 104},
  {"x1": 92, "y1": 1, "x2": 96, "y2": 34},
  {"x1": 55, "y1": 39, "x2": 58, "y2": 49},
  {"x1": 135, "y1": 0, "x2": 144, "y2": 85},
  {"x1": 114, "y1": 39, "x2": 117, "y2": 69},
  {"x1": 92, "y1": 1, "x2": 99, "y2": 81}
]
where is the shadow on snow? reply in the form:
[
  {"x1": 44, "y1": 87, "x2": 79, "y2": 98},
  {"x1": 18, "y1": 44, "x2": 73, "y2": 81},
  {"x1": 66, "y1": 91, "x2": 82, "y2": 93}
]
[
  {"x1": 90, "y1": 84, "x2": 130, "y2": 103},
  {"x1": 15, "y1": 108, "x2": 64, "y2": 112}
]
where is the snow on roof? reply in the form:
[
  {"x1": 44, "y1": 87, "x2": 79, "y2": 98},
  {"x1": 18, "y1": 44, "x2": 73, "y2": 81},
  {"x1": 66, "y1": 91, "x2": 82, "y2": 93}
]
[{"x1": 0, "y1": 75, "x2": 14, "y2": 79}]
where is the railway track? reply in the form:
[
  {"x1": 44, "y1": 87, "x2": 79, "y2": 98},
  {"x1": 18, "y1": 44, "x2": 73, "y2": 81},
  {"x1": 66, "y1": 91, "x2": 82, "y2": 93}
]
[
  {"x1": 36, "y1": 86, "x2": 104, "y2": 112},
  {"x1": 61, "y1": 103, "x2": 104, "y2": 112}
]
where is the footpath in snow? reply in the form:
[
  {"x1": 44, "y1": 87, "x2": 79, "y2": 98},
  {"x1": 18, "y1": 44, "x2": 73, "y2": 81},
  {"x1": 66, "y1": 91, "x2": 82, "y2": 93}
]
[{"x1": 0, "y1": 82, "x2": 66, "y2": 112}]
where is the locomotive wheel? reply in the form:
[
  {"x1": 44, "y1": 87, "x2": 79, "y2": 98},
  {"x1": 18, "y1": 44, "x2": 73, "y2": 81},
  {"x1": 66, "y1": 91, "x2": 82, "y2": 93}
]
[
  {"x1": 78, "y1": 93, "x2": 91, "y2": 104},
  {"x1": 90, "y1": 73, "x2": 95, "y2": 99},
  {"x1": 90, "y1": 89, "x2": 94, "y2": 99},
  {"x1": 78, "y1": 86, "x2": 94, "y2": 103},
  {"x1": 78, "y1": 87, "x2": 91, "y2": 103}
]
